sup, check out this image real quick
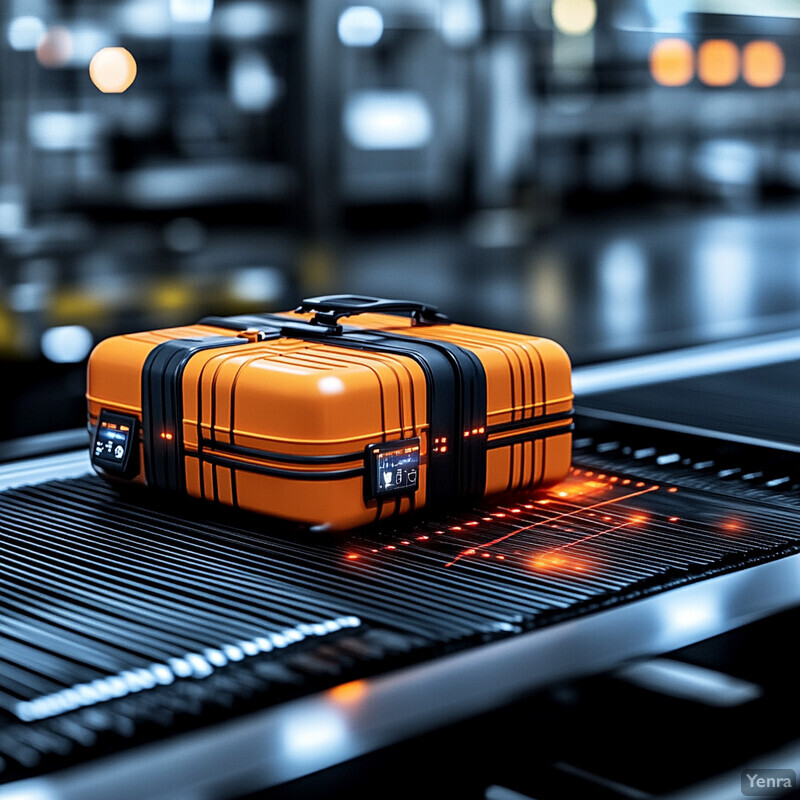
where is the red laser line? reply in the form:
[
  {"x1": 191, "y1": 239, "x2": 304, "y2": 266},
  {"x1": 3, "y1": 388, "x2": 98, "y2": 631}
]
[
  {"x1": 444, "y1": 485, "x2": 660, "y2": 566},
  {"x1": 540, "y1": 519, "x2": 635, "y2": 556}
]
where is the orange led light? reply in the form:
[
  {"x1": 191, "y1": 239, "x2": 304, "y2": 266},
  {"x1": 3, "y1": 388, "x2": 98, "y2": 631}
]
[
  {"x1": 346, "y1": 553, "x2": 359, "y2": 560},
  {"x1": 650, "y1": 38, "x2": 694, "y2": 87},
  {"x1": 743, "y1": 40, "x2": 784, "y2": 87},
  {"x1": 328, "y1": 680, "x2": 367, "y2": 705},
  {"x1": 445, "y1": 484, "x2": 660, "y2": 567},
  {"x1": 481, "y1": 552, "x2": 491, "y2": 558},
  {"x1": 698, "y1": 39, "x2": 739, "y2": 87},
  {"x1": 466, "y1": 521, "x2": 479, "y2": 526},
  {"x1": 669, "y1": 517, "x2": 679, "y2": 522},
  {"x1": 440, "y1": 446, "x2": 448, "y2": 453},
  {"x1": 160, "y1": 432, "x2": 173, "y2": 440},
  {"x1": 668, "y1": 487, "x2": 678, "y2": 493}
]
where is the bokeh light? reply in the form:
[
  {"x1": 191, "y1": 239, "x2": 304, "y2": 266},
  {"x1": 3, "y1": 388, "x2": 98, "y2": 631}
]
[
  {"x1": 89, "y1": 47, "x2": 137, "y2": 94},
  {"x1": 7, "y1": 16, "x2": 45, "y2": 52},
  {"x1": 551, "y1": 0, "x2": 597, "y2": 37},
  {"x1": 742, "y1": 40, "x2": 784, "y2": 88},
  {"x1": 36, "y1": 26, "x2": 73, "y2": 68},
  {"x1": 698, "y1": 40, "x2": 739, "y2": 87},
  {"x1": 650, "y1": 39, "x2": 694, "y2": 87},
  {"x1": 337, "y1": 6, "x2": 384, "y2": 47}
]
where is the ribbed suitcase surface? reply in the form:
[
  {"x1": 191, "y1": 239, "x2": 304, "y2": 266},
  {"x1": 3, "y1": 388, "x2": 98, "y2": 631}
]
[{"x1": 86, "y1": 295, "x2": 573, "y2": 529}]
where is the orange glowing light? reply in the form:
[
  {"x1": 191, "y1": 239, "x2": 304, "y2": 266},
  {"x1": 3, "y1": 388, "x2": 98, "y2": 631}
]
[
  {"x1": 493, "y1": 513, "x2": 506, "y2": 518},
  {"x1": 496, "y1": 555, "x2": 505, "y2": 560},
  {"x1": 89, "y1": 47, "x2": 137, "y2": 94},
  {"x1": 558, "y1": 491, "x2": 568, "y2": 497},
  {"x1": 636, "y1": 482, "x2": 645, "y2": 488},
  {"x1": 328, "y1": 680, "x2": 367, "y2": 705},
  {"x1": 464, "y1": 549, "x2": 476, "y2": 555},
  {"x1": 445, "y1": 483, "x2": 662, "y2": 566},
  {"x1": 650, "y1": 38, "x2": 694, "y2": 87},
  {"x1": 160, "y1": 432, "x2": 174, "y2": 440},
  {"x1": 610, "y1": 476, "x2": 618, "y2": 483},
  {"x1": 481, "y1": 552, "x2": 491, "y2": 558},
  {"x1": 603, "y1": 516, "x2": 612, "y2": 521},
  {"x1": 386, "y1": 545, "x2": 396, "y2": 550},
  {"x1": 668, "y1": 487, "x2": 678, "y2": 493},
  {"x1": 622, "y1": 479, "x2": 631, "y2": 485},
  {"x1": 669, "y1": 517, "x2": 679, "y2": 522},
  {"x1": 585, "y1": 472, "x2": 594, "y2": 477},
  {"x1": 743, "y1": 41, "x2": 784, "y2": 87},
  {"x1": 440, "y1": 446, "x2": 448, "y2": 453},
  {"x1": 346, "y1": 553, "x2": 359, "y2": 560},
  {"x1": 524, "y1": 504, "x2": 534, "y2": 509},
  {"x1": 417, "y1": 535, "x2": 429, "y2": 540},
  {"x1": 511, "y1": 508, "x2": 521, "y2": 513},
  {"x1": 401, "y1": 540, "x2": 410, "y2": 545},
  {"x1": 466, "y1": 521, "x2": 479, "y2": 526},
  {"x1": 451, "y1": 526, "x2": 462, "y2": 531},
  {"x1": 597, "y1": 474, "x2": 606, "y2": 480},
  {"x1": 482, "y1": 517, "x2": 492, "y2": 521},
  {"x1": 698, "y1": 39, "x2": 739, "y2": 86},
  {"x1": 631, "y1": 515, "x2": 647, "y2": 523}
]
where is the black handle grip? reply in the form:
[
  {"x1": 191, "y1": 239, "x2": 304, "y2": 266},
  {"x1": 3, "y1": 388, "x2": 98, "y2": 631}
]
[{"x1": 296, "y1": 294, "x2": 449, "y2": 328}]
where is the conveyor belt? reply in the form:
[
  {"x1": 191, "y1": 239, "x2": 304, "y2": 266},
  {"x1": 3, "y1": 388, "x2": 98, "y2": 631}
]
[{"x1": 1, "y1": 453, "x2": 800, "y2": 790}]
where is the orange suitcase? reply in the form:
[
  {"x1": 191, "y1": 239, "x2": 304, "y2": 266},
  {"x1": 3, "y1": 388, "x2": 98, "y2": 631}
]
[{"x1": 86, "y1": 295, "x2": 573, "y2": 530}]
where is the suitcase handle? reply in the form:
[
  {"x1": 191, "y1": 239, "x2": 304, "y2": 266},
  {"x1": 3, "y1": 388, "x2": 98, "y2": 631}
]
[{"x1": 296, "y1": 294, "x2": 449, "y2": 328}]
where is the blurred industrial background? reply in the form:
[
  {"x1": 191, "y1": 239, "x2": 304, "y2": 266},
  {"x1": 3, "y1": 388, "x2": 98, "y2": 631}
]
[{"x1": 2, "y1": 0, "x2": 800, "y2": 440}]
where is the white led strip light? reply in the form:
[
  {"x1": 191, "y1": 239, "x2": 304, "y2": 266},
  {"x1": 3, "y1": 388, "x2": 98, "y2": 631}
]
[{"x1": 15, "y1": 616, "x2": 362, "y2": 723}]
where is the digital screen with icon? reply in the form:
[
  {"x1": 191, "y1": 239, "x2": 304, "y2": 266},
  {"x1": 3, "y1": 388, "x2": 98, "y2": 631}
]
[
  {"x1": 92, "y1": 413, "x2": 136, "y2": 473},
  {"x1": 371, "y1": 439, "x2": 420, "y2": 497}
]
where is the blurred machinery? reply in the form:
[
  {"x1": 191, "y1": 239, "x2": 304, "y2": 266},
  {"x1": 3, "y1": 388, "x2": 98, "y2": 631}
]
[{"x1": 1, "y1": 0, "x2": 800, "y2": 438}]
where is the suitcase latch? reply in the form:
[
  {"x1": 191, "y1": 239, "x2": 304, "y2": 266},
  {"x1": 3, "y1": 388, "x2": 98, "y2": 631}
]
[{"x1": 237, "y1": 328, "x2": 272, "y2": 343}]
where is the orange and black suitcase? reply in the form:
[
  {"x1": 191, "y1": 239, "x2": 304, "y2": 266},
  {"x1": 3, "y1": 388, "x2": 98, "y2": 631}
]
[{"x1": 87, "y1": 295, "x2": 573, "y2": 531}]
